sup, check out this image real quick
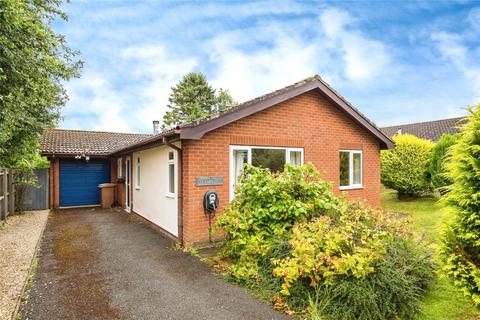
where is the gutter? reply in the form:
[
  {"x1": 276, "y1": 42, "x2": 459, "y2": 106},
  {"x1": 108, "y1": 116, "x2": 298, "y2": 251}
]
[{"x1": 163, "y1": 137, "x2": 184, "y2": 246}]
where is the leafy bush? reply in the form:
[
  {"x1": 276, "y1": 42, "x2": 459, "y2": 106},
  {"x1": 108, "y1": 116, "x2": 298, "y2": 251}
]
[
  {"x1": 216, "y1": 163, "x2": 342, "y2": 279},
  {"x1": 308, "y1": 239, "x2": 434, "y2": 320},
  {"x1": 218, "y1": 163, "x2": 434, "y2": 319},
  {"x1": 426, "y1": 133, "x2": 459, "y2": 192},
  {"x1": 271, "y1": 202, "x2": 406, "y2": 295},
  {"x1": 441, "y1": 106, "x2": 480, "y2": 305},
  {"x1": 381, "y1": 134, "x2": 434, "y2": 198}
]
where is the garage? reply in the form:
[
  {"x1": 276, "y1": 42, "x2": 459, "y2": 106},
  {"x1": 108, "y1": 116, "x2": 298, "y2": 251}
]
[{"x1": 59, "y1": 159, "x2": 110, "y2": 207}]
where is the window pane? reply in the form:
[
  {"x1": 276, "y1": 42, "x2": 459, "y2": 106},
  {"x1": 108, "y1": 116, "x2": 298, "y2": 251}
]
[
  {"x1": 339, "y1": 151, "x2": 350, "y2": 186},
  {"x1": 353, "y1": 153, "x2": 362, "y2": 185},
  {"x1": 233, "y1": 149, "x2": 248, "y2": 188},
  {"x1": 137, "y1": 158, "x2": 140, "y2": 186},
  {"x1": 169, "y1": 163, "x2": 175, "y2": 193},
  {"x1": 168, "y1": 151, "x2": 174, "y2": 161},
  {"x1": 252, "y1": 148, "x2": 286, "y2": 172},
  {"x1": 117, "y1": 158, "x2": 122, "y2": 177},
  {"x1": 289, "y1": 151, "x2": 302, "y2": 166}
]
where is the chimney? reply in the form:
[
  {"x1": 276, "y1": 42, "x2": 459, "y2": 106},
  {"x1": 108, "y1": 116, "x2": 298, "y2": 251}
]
[{"x1": 153, "y1": 120, "x2": 160, "y2": 134}]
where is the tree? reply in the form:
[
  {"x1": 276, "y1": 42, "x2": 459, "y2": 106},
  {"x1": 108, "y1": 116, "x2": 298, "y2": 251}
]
[
  {"x1": 215, "y1": 88, "x2": 235, "y2": 113},
  {"x1": 441, "y1": 105, "x2": 480, "y2": 305},
  {"x1": 0, "y1": 0, "x2": 82, "y2": 168},
  {"x1": 381, "y1": 134, "x2": 433, "y2": 198},
  {"x1": 162, "y1": 72, "x2": 235, "y2": 129},
  {"x1": 426, "y1": 133, "x2": 460, "y2": 193}
]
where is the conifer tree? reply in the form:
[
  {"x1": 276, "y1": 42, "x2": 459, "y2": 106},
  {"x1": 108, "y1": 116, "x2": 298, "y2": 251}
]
[
  {"x1": 442, "y1": 105, "x2": 480, "y2": 305},
  {"x1": 162, "y1": 73, "x2": 235, "y2": 129}
]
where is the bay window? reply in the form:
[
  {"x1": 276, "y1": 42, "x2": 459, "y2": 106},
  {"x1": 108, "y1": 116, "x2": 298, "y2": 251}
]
[
  {"x1": 230, "y1": 146, "x2": 304, "y2": 199},
  {"x1": 339, "y1": 150, "x2": 362, "y2": 189}
]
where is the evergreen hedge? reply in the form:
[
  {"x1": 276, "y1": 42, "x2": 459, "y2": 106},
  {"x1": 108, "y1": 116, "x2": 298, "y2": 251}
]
[{"x1": 441, "y1": 106, "x2": 480, "y2": 305}]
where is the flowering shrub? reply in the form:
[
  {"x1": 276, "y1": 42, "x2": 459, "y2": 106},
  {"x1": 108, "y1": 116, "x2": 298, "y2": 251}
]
[{"x1": 217, "y1": 163, "x2": 434, "y2": 319}]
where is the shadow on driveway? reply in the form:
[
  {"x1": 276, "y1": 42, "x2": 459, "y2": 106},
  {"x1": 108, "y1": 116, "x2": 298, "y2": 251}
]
[{"x1": 20, "y1": 208, "x2": 290, "y2": 320}]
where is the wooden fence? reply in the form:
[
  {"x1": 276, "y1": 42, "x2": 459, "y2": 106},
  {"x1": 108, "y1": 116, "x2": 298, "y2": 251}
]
[{"x1": 0, "y1": 168, "x2": 15, "y2": 222}]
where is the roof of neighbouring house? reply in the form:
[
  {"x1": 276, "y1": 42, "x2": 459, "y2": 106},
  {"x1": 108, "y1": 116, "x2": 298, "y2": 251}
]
[
  {"x1": 41, "y1": 129, "x2": 151, "y2": 156},
  {"x1": 381, "y1": 117, "x2": 466, "y2": 142}
]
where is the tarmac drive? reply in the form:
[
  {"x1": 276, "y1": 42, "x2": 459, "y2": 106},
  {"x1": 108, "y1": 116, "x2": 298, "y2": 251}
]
[{"x1": 19, "y1": 208, "x2": 290, "y2": 320}]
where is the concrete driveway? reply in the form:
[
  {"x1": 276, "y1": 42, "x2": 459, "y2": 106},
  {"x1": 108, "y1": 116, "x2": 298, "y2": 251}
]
[{"x1": 20, "y1": 208, "x2": 290, "y2": 320}]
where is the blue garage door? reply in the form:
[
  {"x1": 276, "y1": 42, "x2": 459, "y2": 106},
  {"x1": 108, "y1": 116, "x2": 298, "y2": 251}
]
[{"x1": 60, "y1": 159, "x2": 110, "y2": 207}]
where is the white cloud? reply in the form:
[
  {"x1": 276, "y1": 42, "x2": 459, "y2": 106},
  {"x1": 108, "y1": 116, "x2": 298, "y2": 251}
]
[
  {"x1": 120, "y1": 45, "x2": 197, "y2": 130},
  {"x1": 206, "y1": 7, "x2": 392, "y2": 103},
  {"x1": 319, "y1": 8, "x2": 391, "y2": 81},
  {"x1": 468, "y1": 7, "x2": 480, "y2": 31},
  {"x1": 62, "y1": 71, "x2": 131, "y2": 132},
  {"x1": 431, "y1": 31, "x2": 480, "y2": 102},
  {"x1": 59, "y1": 4, "x2": 396, "y2": 132}
]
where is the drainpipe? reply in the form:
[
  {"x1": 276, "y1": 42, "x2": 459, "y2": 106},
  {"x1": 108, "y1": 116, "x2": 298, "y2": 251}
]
[
  {"x1": 52, "y1": 153, "x2": 55, "y2": 210},
  {"x1": 164, "y1": 137, "x2": 183, "y2": 246}
]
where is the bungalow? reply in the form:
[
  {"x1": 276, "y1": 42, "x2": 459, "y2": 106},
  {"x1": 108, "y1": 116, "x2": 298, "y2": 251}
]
[{"x1": 41, "y1": 75, "x2": 394, "y2": 244}]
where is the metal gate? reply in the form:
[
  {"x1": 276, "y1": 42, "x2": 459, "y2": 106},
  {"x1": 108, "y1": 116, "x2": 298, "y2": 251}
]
[{"x1": 23, "y1": 169, "x2": 49, "y2": 210}]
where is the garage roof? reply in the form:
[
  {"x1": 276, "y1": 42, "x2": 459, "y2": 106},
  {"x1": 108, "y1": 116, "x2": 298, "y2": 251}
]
[{"x1": 41, "y1": 129, "x2": 151, "y2": 156}]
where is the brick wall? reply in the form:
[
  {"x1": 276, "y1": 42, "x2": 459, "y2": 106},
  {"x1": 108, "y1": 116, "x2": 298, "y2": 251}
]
[{"x1": 182, "y1": 91, "x2": 382, "y2": 244}]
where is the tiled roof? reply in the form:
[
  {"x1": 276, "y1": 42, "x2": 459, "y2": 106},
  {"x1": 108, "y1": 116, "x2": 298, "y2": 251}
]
[
  {"x1": 41, "y1": 129, "x2": 151, "y2": 156},
  {"x1": 180, "y1": 75, "x2": 380, "y2": 132},
  {"x1": 381, "y1": 117, "x2": 466, "y2": 142}
]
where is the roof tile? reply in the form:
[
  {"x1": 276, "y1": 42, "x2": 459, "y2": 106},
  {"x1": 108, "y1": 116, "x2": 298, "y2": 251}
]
[
  {"x1": 41, "y1": 129, "x2": 151, "y2": 156},
  {"x1": 381, "y1": 117, "x2": 466, "y2": 141}
]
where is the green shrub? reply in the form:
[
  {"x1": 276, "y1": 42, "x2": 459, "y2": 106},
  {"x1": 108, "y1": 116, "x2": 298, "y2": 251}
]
[
  {"x1": 381, "y1": 134, "x2": 434, "y2": 198},
  {"x1": 426, "y1": 133, "x2": 459, "y2": 192},
  {"x1": 216, "y1": 163, "x2": 342, "y2": 279},
  {"x1": 441, "y1": 106, "x2": 480, "y2": 305},
  {"x1": 218, "y1": 164, "x2": 434, "y2": 319},
  {"x1": 308, "y1": 239, "x2": 434, "y2": 320}
]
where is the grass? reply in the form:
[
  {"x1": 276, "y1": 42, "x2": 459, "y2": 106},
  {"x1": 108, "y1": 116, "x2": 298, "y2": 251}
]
[{"x1": 381, "y1": 188, "x2": 480, "y2": 320}]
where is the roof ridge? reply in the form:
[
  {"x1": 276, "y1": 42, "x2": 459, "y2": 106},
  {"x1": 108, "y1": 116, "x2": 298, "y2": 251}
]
[
  {"x1": 180, "y1": 75, "x2": 323, "y2": 128},
  {"x1": 44, "y1": 128, "x2": 151, "y2": 136},
  {"x1": 381, "y1": 116, "x2": 466, "y2": 129}
]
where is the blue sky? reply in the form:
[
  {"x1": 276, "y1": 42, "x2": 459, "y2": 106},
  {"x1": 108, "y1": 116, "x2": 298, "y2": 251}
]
[{"x1": 54, "y1": 0, "x2": 480, "y2": 133}]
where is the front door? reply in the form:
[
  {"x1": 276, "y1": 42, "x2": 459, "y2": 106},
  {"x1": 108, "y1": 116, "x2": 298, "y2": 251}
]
[{"x1": 125, "y1": 157, "x2": 131, "y2": 212}]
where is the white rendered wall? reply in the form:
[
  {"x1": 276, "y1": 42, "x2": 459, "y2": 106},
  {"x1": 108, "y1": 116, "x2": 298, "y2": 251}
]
[{"x1": 132, "y1": 143, "x2": 179, "y2": 236}]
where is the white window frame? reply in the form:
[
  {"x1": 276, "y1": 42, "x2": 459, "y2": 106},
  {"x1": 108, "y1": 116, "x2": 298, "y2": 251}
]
[
  {"x1": 229, "y1": 145, "x2": 304, "y2": 200},
  {"x1": 166, "y1": 150, "x2": 176, "y2": 198},
  {"x1": 117, "y1": 158, "x2": 122, "y2": 178},
  {"x1": 339, "y1": 150, "x2": 363, "y2": 190},
  {"x1": 136, "y1": 156, "x2": 141, "y2": 190}
]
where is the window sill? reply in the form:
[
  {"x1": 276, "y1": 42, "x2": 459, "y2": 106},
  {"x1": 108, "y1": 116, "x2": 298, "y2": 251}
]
[
  {"x1": 166, "y1": 193, "x2": 176, "y2": 199},
  {"x1": 135, "y1": 187, "x2": 140, "y2": 190},
  {"x1": 339, "y1": 185, "x2": 363, "y2": 190}
]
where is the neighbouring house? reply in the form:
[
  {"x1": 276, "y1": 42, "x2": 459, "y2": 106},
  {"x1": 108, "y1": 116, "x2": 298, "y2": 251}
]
[
  {"x1": 381, "y1": 117, "x2": 466, "y2": 142},
  {"x1": 41, "y1": 75, "x2": 394, "y2": 244}
]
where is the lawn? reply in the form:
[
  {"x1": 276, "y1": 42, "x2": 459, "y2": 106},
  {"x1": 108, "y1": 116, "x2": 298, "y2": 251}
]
[{"x1": 381, "y1": 188, "x2": 480, "y2": 320}]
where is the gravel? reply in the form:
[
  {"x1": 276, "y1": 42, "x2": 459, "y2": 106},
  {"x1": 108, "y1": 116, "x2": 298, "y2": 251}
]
[{"x1": 0, "y1": 210, "x2": 49, "y2": 320}]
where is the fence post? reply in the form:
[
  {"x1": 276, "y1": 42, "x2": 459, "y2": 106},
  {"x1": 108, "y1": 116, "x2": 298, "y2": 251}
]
[
  {"x1": 0, "y1": 169, "x2": 4, "y2": 221},
  {"x1": 8, "y1": 170, "x2": 15, "y2": 215},
  {"x1": 3, "y1": 169, "x2": 8, "y2": 219}
]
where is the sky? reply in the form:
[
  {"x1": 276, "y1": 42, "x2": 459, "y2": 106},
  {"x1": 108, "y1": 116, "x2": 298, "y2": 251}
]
[{"x1": 53, "y1": 0, "x2": 480, "y2": 134}]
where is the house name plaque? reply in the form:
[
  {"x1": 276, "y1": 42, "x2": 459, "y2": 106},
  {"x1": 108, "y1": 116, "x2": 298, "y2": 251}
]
[{"x1": 195, "y1": 176, "x2": 224, "y2": 187}]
